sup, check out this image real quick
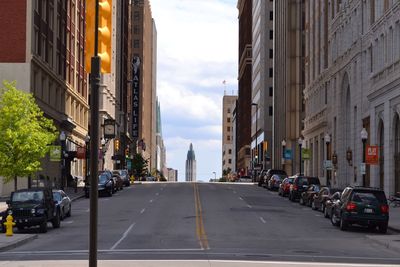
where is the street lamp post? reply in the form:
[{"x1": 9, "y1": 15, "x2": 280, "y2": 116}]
[
  {"x1": 361, "y1": 128, "x2": 368, "y2": 186},
  {"x1": 252, "y1": 103, "x2": 258, "y2": 181},
  {"x1": 298, "y1": 137, "x2": 303, "y2": 175},
  {"x1": 324, "y1": 133, "x2": 331, "y2": 186},
  {"x1": 281, "y1": 139, "x2": 286, "y2": 170},
  {"x1": 59, "y1": 131, "x2": 66, "y2": 190},
  {"x1": 101, "y1": 138, "x2": 106, "y2": 170}
]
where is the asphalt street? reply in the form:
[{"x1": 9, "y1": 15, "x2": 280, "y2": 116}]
[{"x1": 1, "y1": 182, "x2": 400, "y2": 265}]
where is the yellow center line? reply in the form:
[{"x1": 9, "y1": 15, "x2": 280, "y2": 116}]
[{"x1": 193, "y1": 183, "x2": 209, "y2": 250}]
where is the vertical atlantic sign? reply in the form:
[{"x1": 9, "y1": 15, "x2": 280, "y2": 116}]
[{"x1": 132, "y1": 56, "x2": 140, "y2": 139}]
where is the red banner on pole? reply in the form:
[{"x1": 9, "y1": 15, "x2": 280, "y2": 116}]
[
  {"x1": 366, "y1": 145, "x2": 379, "y2": 165},
  {"x1": 77, "y1": 147, "x2": 86, "y2": 159}
]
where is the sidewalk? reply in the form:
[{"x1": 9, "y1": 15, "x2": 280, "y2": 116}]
[{"x1": 0, "y1": 186, "x2": 84, "y2": 252}]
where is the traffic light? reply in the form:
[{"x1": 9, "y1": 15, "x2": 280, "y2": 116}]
[
  {"x1": 85, "y1": 0, "x2": 95, "y2": 72},
  {"x1": 98, "y1": 0, "x2": 112, "y2": 73},
  {"x1": 125, "y1": 148, "x2": 129, "y2": 158},
  {"x1": 114, "y1": 139, "x2": 120, "y2": 151},
  {"x1": 85, "y1": 0, "x2": 112, "y2": 73}
]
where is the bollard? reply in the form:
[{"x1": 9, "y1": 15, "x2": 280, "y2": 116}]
[{"x1": 3, "y1": 214, "x2": 15, "y2": 236}]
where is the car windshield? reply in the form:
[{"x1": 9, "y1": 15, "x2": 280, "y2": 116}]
[
  {"x1": 274, "y1": 174, "x2": 286, "y2": 180},
  {"x1": 12, "y1": 191, "x2": 44, "y2": 202},
  {"x1": 52, "y1": 192, "x2": 62, "y2": 201},
  {"x1": 351, "y1": 191, "x2": 387, "y2": 204},
  {"x1": 99, "y1": 174, "x2": 109, "y2": 183},
  {"x1": 287, "y1": 178, "x2": 294, "y2": 184}
]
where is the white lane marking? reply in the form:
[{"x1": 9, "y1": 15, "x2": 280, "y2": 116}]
[
  {"x1": 110, "y1": 222, "x2": 136, "y2": 250},
  {"x1": 247, "y1": 204, "x2": 252, "y2": 209},
  {"x1": 238, "y1": 197, "x2": 243, "y2": 201},
  {"x1": 86, "y1": 209, "x2": 90, "y2": 212},
  {"x1": 140, "y1": 208, "x2": 145, "y2": 214},
  {"x1": 259, "y1": 217, "x2": 266, "y2": 224},
  {"x1": 155, "y1": 192, "x2": 159, "y2": 196},
  {"x1": 149, "y1": 199, "x2": 154, "y2": 203},
  {"x1": 63, "y1": 220, "x2": 74, "y2": 224},
  {"x1": 315, "y1": 214, "x2": 322, "y2": 217},
  {"x1": 233, "y1": 191, "x2": 237, "y2": 194}
]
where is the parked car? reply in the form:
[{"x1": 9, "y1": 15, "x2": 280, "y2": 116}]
[
  {"x1": 85, "y1": 170, "x2": 114, "y2": 198},
  {"x1": 52, "y1": 190, "x2": 71, "y2": 220},
  {"x1": 324, "y1": 191, "x2": 341, "y2": 218},
  {"x1": 330, "y1": 186, "x2": 389, "y2": 233},
  {"x1": 2, "y1": 188, "x2": 61, "y2": 233},
  {"x1": 300, "y1": 184, "x2": 321, "y2": 206},
  {"x1": 312, "y1": 187, "x2": 342, "y2": 212},
  {"x1": 267, "y1": 174, "x2": 287, "y2": 191},
  {"x1": 259, "y1": 169, "x2": 287, "y2": 188},
  {"x1": 113, "y1": 169, "x2": 130, "y2": 187},
  {"x1": 278, "y1": 177, "x2": 294, "y2": 197},
  {"x1": 289, "y1": 175, "x2": 321, "y2": 202}
]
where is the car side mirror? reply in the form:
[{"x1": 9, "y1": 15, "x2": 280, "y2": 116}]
[{"x1": 6, "y1": 200, "x2": 10, "y2": 205}]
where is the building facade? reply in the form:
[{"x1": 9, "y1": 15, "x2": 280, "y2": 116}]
[
  {"x1": 273, "y1": 0, "x2": 305, "y2": 176},
  {"x1": 0, "y1": 0, "x2": 89, "y2": 194},
  {"x1": 167, "y1": 168, "x2": 178, "y2": 182},
  {"x1": 303, "y1": 0, "x2": 400, "y2": 195},
  {"x1": 251, "y1": 0, "x2": 274, "y2": 173},
  {"x1": 130, "y1": 0, "x2": 157, "y2": 173},
  {"x1": 236, "y1": 0, "x2": 252, "y2": 177},
  {"x1": 222, "y1": 95, "x2": 238, "y2": 176},
  {"x1": 185, "y1": 143, "x2": 196, "y2": 182}
]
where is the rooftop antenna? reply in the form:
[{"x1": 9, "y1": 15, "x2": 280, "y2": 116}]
[{"x1": 222, "y1": 80, "x2": 226, "y2": 95}]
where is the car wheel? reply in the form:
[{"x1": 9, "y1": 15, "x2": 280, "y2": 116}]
[
  {"x1": 378, "y1": 222, "x2": 388, "y2": 234},
  {"x1": 52, "y1": 210, "x2": 61, "y2": 229},
  {"x1": 331, "y1": 211, "x2": 339, "y2": 226},
  {"x1": 340, "y1": 217, "x2": 348, "y2": 231},
  {"x1": 40, "y1": 218, "x2": 48, "y2": 233},
  {"x1": 66, "y1": 205, "x2": 71, "y2": 217},
  {"x1": 321, "y1": 203, "x2": 325, "y2": 213},
  {"x1": 324, "y1": 207, "x2": 329, "y2": 218},
  {"x1": 17, "y1": 226, "x2": 24, "y2": 231},
  {"x1": 108, "y1": 187, "x2": 113, "y2": 197}
]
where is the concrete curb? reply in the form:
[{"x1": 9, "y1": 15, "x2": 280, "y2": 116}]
[{"x1": 0, "y1": 234, "x2": 37, "y2": 252}]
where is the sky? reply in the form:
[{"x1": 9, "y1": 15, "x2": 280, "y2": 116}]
[{"x1": 151, "y1": 0, "x2": 238, "y2": 182}]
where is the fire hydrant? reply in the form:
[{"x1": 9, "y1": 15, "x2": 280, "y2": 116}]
[{"x1": 3, "y1": 214, "x2": 15, "y2": 236}]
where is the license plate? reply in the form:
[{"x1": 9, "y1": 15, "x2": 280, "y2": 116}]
[{"x1": 364, "y1": 208, "x2": 374, "y2": 213}]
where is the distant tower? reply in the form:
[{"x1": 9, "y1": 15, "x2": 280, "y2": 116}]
[{"x1": 185, "y1": 143, "x2": 197, "y2": 182}]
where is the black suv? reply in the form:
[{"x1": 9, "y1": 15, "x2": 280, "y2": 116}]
[
  {"x1": 2, "y1": 188, "x2": 61, "y2": 233},
  {"x1": 330, "y1": 186, "x2": 389, "y2": 233},
  {"x1": 289, "y1": 175, "x2": 320, "y2": 201}
]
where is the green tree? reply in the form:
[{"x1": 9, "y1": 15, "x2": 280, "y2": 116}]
[
  {"x1": 131, "y1": 153, "x2": 148, "y2": 180},
  {"x1": 0, "y1": 81, "x2": 57, "y2": 190}
]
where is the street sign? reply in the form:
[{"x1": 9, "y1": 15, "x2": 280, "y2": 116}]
[
  {"x1": 360, "y1": 163, "x2": 366, "y2": 175},
  {"x1": 49, "y1": 146, "x2": 61, "y2": 162},
  {"x1": 324, "y1": 160, "x2": 333, "y2": 170},
  {"x1": 284, "y1": 149, "x2": 292, "y2": 160},
  {"x1": 302, "y1": 148, "x2": 311, "y2": 160},
  {"x1": 366, "y1": 145, "x2": 379, "y2": 165}
]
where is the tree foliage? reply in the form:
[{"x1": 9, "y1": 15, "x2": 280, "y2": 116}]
[
  {"x1": 131, "y1": 153, "x2": 148, "y2": 179},
  {"x1": 0, "y1": 81, "x2": 57, "y2": 186}
]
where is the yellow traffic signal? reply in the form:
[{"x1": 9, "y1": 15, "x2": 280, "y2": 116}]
[
  {"x1": 98, "y1": 0, "x2": 112, "y2": 73},
  {"x1": 114, "y1": 139, "x2": 120, "y2": 151},
  {"x1": 85, "y1": 0, "x2": 95, "y2": 72},
  {"x1": 85, "y1": 0, "x2": 112, "y2": 73}
]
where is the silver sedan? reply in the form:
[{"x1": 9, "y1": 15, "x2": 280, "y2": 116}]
[{"x1": 52, "y1": 190, "x2": 71, "y2": 220}]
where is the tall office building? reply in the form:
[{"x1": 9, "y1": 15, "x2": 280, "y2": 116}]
[
  {"x1": 185, "y1": 143, "x2": 196, "y2": 182},
  {"x1": 0, "y1": 0, "x2": 89, "y2": 194},
  {"x1": 222, "y1": 95, "x2": 237, "y2": 177},
  {"x1": 130, "y1": 0, "x2": 157, "y2": 173},
  {"x1": 251, "y1": 0, "x2": 274, "y2": 173},
  {"x1": 273, "y1": 0, "x2": 305, "y2": 176},
  {"x1": 236, "y1": 0, "x2": 252, "y2": 176}
]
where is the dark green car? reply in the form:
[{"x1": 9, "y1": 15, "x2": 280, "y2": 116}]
[{"x1": 330, "y1": 186, "x2": 389, "y2": 233}]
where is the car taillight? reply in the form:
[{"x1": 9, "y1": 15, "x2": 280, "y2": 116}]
[
  {"x1": 380, "y1": 204, "x2": 389, "y2": 214},
  {"x1": 346, "y1": 202, "x2": 357, "y2": 212}
]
